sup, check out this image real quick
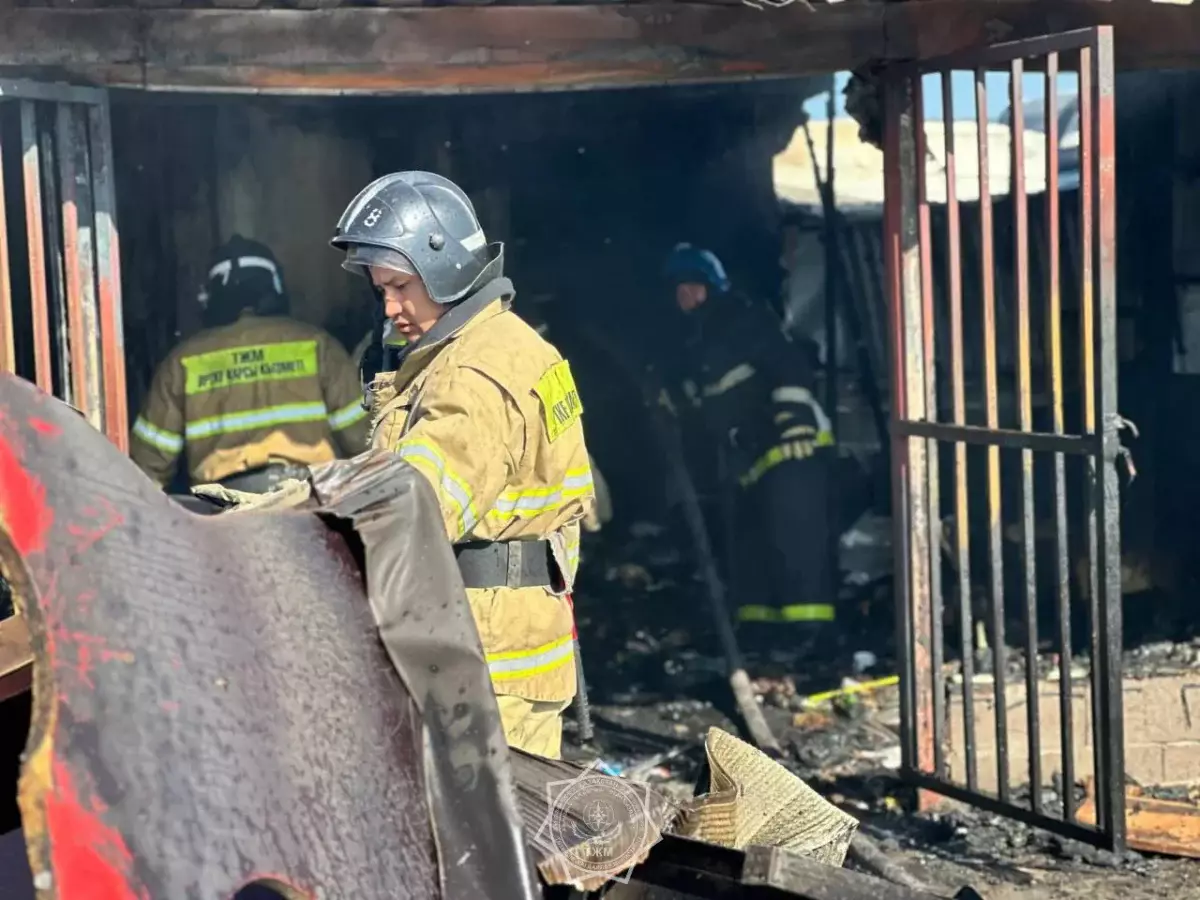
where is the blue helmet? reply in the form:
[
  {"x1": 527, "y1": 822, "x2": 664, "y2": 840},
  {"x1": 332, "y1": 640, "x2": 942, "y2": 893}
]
[{"x1": 662, "y1": 243, "x2": 731, "y2": 294}]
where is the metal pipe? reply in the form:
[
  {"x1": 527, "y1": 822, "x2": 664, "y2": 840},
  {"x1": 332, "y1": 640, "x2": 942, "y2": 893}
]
[
  {"x1": 914, "y1": 75, "x2": 944, "y2": 782},
  {"x1": 976, "y1": 67, "x2": 1009, "y2": 804},
  {"x1": 1091, "y1": 26, "x2": 1126, "y2": 853},
  {"x1": 1044, "y1": 50, "x2": 1077, "y2": 824},
  {"x1": 20, "y1": 101, "x2": 51, "y2": 393},
  {"x1": 942, "y1": 69, "x2": 976, "y2": 792},
  {"x1": 1010, "y1": 58, "x2": 1042, "y2": 816}
]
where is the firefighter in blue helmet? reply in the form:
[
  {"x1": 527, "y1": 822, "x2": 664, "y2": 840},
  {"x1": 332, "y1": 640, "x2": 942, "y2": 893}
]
[{"x1": 660, "y1": 243, "x2": 837, "y2": 652}]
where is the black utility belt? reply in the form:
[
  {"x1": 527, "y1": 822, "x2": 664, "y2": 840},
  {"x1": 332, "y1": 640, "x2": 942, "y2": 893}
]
[{"x1": 454, "y1": 539, "x2": 561, "y2": 590}]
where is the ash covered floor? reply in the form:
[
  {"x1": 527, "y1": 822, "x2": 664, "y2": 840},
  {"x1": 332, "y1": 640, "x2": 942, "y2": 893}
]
[{"x1": 565, "y1": 518, "x2": 1200, "y2": 899}]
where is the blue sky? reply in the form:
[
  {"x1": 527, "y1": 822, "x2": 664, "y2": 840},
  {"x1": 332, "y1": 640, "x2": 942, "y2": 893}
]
[{"x1": 802, "y1": 71, "x2": 1081, "y2": 124}]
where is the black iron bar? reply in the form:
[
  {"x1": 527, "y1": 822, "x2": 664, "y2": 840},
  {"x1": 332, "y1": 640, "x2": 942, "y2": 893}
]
[
  {"x1": 976, "y1": 66, "x2": 1010, "y2": 806},
  {"x1": 1010, "y1": 58, "x2": 1042, "y2": 817},
  {"x1": 1044, "y1": 50, "x2": 1077, "y2": 824},
  {"x1": 942, "y1": 69, "x2": 977, "y2": 792}
]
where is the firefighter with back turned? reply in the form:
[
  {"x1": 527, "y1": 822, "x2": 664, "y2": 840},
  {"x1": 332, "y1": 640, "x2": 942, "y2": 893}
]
[
  {"x1": 331, "y1": 171, "x2": 595, "y2": 759},
  {"x1": 130, "y1": 235, "x2": 370, "y2": 493}
]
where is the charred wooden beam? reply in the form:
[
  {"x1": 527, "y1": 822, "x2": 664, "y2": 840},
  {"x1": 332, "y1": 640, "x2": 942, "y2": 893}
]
[
  {"x1": 0, "y1": 6, "x2": 886, "y2": 93},
  {"x1": 885, "y1": 0, "x2": 1200, "y2": 71},
  {"x1": 0, "y1": 2, "x2": 1195, "y2": 95}
]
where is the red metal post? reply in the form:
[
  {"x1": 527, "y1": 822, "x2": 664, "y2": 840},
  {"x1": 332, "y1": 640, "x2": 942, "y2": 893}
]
[{"x1": 20, "y1": 101, "x2": 52, "y2": 393}]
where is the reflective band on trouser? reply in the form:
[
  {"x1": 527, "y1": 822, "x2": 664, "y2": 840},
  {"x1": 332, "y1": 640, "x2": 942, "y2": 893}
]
[
  {"x1": 397, "y1": 438, "x2": 479, "y2": 534},
  {"x1": 737, "y1": 604, "x2": 836, "y2": 623},
  {"x1": 132, "y1": 416, "x2": 183, "y2": 454},
  {"x1": 739, "y1": 435, "x2": 834, "y2": 488},
  {"x1": 328, "y1": 400, "x2": 368, "y2": 431},
  {"x1": 487, "y1": 634, "x2": 576, "y2": 682},
  {"x1": 486, "y1": 467, "x2": 594, "y2": 525},
  {"x1": 185, "y1": 402, "x2": 329, "y2": 440}
]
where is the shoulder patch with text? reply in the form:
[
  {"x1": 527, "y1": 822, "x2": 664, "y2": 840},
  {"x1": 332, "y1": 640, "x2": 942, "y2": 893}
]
[{"x1": 534, "y1": 360, "x2": 583, "y2": 442}]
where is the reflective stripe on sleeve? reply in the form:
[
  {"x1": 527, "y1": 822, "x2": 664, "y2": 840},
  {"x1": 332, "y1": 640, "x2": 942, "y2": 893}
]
[
  {"x1": 397, "y1": 438, "x2": 479, "y2": 534},
  {"x1": 184, "y1": 402, "x2": 328, "y2": 440},
  {"x1": 486, "y1": 467, "x2": 594, "y2": 524},
  {"x1": 737, "y1": 604, "x2": 836, "y2": 623},
  {"x1": 132, "y1": 416, "x2": 183, "y2": 454},
  {"x1": 702, "y1": 363, "x2": 755, "y2": 398},
  {"x1": 486, "y1": 634, "x2": 575, "y2": 682},
  {"x1": 328, "y1": 400, "x2": 368, "y2": 431},
  {"x1": 771, "y1": 385, "x2": 834, "y2": 436}
]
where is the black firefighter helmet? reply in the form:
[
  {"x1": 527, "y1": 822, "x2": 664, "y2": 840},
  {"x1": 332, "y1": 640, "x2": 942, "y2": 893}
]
[
  {"x1": 330, "y1": 171, "x2": 504, "y2": 305},
  {"x1": 199, "y1": 235, "x2": 289, "y2": 326}
]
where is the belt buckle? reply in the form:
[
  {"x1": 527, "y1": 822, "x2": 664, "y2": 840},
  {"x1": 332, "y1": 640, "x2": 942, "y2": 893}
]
[{"x1": 505, "y1": 541, "x2": 524, "y2": 589}]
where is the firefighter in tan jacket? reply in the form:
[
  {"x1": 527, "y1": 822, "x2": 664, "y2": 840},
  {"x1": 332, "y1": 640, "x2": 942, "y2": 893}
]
[
  {"x1": 332, "y1": 172, "x2": 595, "y2": 759},
  {"x1": 130, "y1": 236, "x2": 370, "y2": 492}
]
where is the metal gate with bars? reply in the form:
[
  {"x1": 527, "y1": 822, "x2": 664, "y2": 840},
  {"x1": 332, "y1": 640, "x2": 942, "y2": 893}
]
[
  {"x1": 0, "y1": 80, "x2": 127, "y2": 450},
  {"x1": 883, "y1": 27, "x2": 1126, "y2": 850}
]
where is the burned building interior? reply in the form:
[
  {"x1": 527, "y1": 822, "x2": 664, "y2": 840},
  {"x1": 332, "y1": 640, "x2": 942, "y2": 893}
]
[{"x1": 7, "y1": 2, "x2": 1200, "y2": 899}]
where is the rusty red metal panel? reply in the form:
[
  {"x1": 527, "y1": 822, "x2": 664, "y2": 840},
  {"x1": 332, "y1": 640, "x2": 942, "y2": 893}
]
[
  {"x1": 0, "y1": 372, "x2": 441, "y2": 898},
  {"x1": 19, "y1": 103, "x2": 51, "y2": 395},
  {"x1": 87, "y1": 100, "x2": 128, "y2": 452},
  {"x1": 56, "y1": 103, "x2": 103, "y2": 428}
]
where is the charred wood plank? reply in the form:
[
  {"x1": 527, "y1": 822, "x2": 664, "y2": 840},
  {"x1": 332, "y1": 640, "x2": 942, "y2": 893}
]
[
  {"x1": 627, "y1": 835, "x2": 955, "y2": 900},
  {"x1": 0, "y1": 617, "x2": 31, "y2": 706},
  {"x1": 1, "y1": 1, "x2": 1198, "y2": 94},
  {"x1": 0, "y1": 6, "x2": 885, "y2": 92}
]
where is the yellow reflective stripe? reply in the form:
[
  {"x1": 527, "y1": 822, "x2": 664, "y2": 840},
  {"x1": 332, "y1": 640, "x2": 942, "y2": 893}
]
[
  {"x1": 397, "y1": 438, "x2": 479, "y2": 534},
  {"x1": 132, "y1": 416, "x2": 183, "y2": 454},
  {"x1": 737, "y1": 604, "x2": 836, "y2": 623},
  {"x1": 181, "y1": 340, "x2": 320, "y2": 396},
  {"x1": 486, "y1": 467, "x2": 593, "y2": 524},
  {"x1": 185, "y1": 402, "x2": 327, "y2": 439},
  {"x1": 739, "y1": 436, "x2": 834, "y2": 488},
  {"x1": 702, "y1": 363, "x2": 756, "y2": 398},
  {"x1": 328, "y1": 399, "x2": 367, "y2": 431},
  {"x1": 486, "y1": 634, "x2": 575, "y2": 681}
]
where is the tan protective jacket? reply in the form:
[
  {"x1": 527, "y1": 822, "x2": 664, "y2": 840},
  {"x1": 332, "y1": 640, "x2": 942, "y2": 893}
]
[
  {"x1": 131, "y1": 313, "x2": 370, "y2": 486},
  {"x1": 370, "y1": 289, "x2": 595, "y2": 703}
]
